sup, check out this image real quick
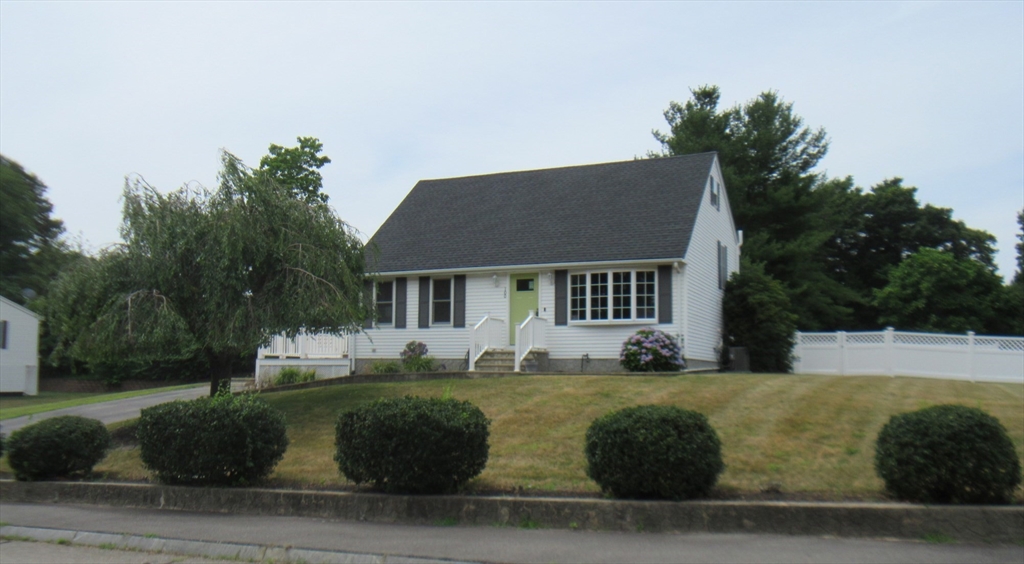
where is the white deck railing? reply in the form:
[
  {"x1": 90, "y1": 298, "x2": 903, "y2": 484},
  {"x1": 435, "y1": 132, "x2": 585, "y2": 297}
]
[
  {"x1": 794, "y1": 328, "x2": 1023, "y2": 383},
  {"x1": 470, "y1": 315, "x2": 505, "y2": 371},
  {"x1": 514, "y1": 314, "x2": 547, "y2": 372},
  {"x1": 258, "y1": 332, "x2": 350, "y2": 359}
]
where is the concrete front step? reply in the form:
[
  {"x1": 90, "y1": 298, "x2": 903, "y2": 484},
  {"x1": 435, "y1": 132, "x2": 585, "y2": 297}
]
[
  {"x1": 475, "y1": 349, "x2": 515, "y2": 372},
  {"x1": 474, "y1": 349, "x2": 551, "y2": 372}
]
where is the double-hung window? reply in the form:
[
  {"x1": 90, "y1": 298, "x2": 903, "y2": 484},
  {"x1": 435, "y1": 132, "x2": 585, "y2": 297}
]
[
  {"x1": 375, "y1": 281, "x2": 393, "y2": 325},
  {"x1": 570, "y1": 269, "x2": 656, "y2": 322},
  {"x1": 432, "y1": 278, "x2": 452, "y2": 324},
  {"x1": 710, "y1": 177, "x2": 721, "y2": 210},
  {"x1": 570, "y1": 274, "x2": 587, "y2": 321}
]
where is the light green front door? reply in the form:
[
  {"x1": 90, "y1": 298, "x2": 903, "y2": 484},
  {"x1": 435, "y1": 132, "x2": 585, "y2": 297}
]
[{"x1": 509, "y1": 273, "x2": 539, "y2": 345}]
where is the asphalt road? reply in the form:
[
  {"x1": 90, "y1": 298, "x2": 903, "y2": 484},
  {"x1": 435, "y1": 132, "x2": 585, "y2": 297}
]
[
  {"x1": 1, "y1": 503, "x2": 1021, "y2": 564},
  {"x1": 0, "y1": 385, "x2": 208, "y2": 433}
]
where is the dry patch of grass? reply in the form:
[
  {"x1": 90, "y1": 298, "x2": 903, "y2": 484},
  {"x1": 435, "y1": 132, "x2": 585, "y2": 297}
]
[{"x1": 9, "y1": 374, "x2": 1021, "y2": 500}]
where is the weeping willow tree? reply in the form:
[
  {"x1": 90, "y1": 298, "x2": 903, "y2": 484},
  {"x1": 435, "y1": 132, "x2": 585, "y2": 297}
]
[{"x1": 46, "y1": 151, "x2": 368, "y2": 395}]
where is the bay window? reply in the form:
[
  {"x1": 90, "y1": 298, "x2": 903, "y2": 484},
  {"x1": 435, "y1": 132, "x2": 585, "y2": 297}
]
[{"x1": 570, "y1": 269, "x2": 656, "y2": 322}]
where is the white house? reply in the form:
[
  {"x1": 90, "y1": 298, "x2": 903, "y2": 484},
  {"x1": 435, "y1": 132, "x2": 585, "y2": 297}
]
[
  {"x1": 0, "y1": 295, "x2": 40, "y2": 395},
  {"x1": 257, "y1": 152, "x2": 740, "y2": 380}
]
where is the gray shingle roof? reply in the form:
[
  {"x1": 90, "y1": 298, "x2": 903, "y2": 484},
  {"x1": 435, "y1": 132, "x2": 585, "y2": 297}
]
[{"x1": 367, "y1": 152, "x2": 717, "y2": 273}]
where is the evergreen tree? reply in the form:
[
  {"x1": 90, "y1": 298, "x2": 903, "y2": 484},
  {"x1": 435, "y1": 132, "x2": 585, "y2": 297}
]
[{"x1": 653, "y1": 87, "x2": 853, "y2": 329}]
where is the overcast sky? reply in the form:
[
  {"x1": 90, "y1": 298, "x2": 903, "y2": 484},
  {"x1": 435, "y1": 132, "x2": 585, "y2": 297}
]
[{"x1": 2, "y1": 2, "x2": 1022, "y2": 279}]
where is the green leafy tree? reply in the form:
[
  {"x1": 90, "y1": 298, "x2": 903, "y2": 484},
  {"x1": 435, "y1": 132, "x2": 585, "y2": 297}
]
[
  {"x1": 821, "y1": 178, "x2": 997, "y2": 328},
  {"x1": 258, "y1": 136, "x2": 332, "y2": 204},
  {"x1": 722, "y1": 260, "x2": 798, "y2": 372},
  {"x1": 874, "y1": 248, "x2": 1003, "y2": 334},
  {"x1": 0, "y1": 155, "x2": 77, "y2": 304},
  {"x1": 46, "y1": 151, "x2": 368, "y2": 395}
]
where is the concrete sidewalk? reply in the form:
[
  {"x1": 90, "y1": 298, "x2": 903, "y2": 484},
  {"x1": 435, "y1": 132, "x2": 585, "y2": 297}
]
[{"x1": 1, "y1": 503, "x2": 1022, "y2": 564}]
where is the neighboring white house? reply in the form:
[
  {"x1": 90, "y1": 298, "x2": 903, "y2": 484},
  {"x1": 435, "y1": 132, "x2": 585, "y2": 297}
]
[
  {"x1": 0, "y1": 295, "x2": 40, "y2": 395},
  {"x1": 257, "y1": 152, "x2": 741, "y2": 380}
]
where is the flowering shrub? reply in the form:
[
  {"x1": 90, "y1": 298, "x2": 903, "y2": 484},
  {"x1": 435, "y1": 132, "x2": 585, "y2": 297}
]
[
  {"x1": 400, "y1": 341, "x2": 429, "y2": 363},
  {"x1": 620, "y1": 329, "x2": 684, "y2": 372},
  {"x1": 400, "y1": 341, "x2": 436, "y2": 372}
]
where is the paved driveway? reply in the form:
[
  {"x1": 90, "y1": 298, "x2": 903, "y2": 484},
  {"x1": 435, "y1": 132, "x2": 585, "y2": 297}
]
[{"x1": 0, "y1": 385, "x2": 208, "y2": 433}]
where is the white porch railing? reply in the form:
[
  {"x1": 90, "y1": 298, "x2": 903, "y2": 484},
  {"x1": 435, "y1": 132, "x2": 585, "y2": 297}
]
[
  {"x1": 258, "y1": 332, "x2": 350, "y2": 359},
  {"x1": 793, "y1": 328, "x2": 1024, "y2": 383},
  {"x1": 469, "y1": 315, "x2": 505, "y2": 371},
  {"x1": 514, "y1": 314, "x2": 547, "y2": 372}
]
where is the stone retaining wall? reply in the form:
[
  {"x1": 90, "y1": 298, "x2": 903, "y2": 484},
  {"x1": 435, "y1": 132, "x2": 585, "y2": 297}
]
[{"x1": 2, "y1": 480, "x2": 1020, "y2": 544}]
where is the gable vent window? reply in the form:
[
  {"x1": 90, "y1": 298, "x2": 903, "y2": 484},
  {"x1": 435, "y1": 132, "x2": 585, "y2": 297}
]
[
  {"x1": 433, "y1": 278, "x2": 452, "y2": 324},
  {"x1": 710, "y1": 177, "x2": 721, "y2": 210},
  {"x1": 569, "y1": 269, "x2": 657, "y2": 322},
  {"x1": 375, "y1": 281, "x2": 393, "y2": 325}
]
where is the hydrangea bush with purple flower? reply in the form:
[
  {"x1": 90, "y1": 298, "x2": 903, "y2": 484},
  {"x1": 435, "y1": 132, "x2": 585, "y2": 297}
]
[
  {"x1": 400, "y1": 341, "x2": 429, "y2": 363},
  {"x1": 400, "y1": 341, "x2": 435, "y2": 372},
  {"x1": 620, "y1": 329, "x2": 684, "y2": 372}
]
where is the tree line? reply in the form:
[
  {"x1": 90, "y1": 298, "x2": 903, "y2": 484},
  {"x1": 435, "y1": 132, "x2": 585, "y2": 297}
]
[{"x1": 653, "y1": 86, "x2": 1023, "y2": 344}]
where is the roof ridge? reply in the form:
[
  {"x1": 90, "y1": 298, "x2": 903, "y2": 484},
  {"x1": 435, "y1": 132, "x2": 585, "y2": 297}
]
[{"x1": 418, "y1": 151, "x2": 718, "y2": 184}]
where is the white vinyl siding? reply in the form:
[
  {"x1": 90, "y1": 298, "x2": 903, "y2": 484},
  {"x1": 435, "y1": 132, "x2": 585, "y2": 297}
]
[
  {"x1": 353, "y1": 272, "x2": 506, "y2": 361},
  {"x1": 541, "y1": 265, "x2": 685, "y2": 360},
  {"x1": 682, "y1": 161, "x2": 740, "y2": 364},
  {"x1": 0, "y1": 296, "x2": 40, "y2": 395}
]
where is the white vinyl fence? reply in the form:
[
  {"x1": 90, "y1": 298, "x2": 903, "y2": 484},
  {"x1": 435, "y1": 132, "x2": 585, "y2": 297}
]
[{"x1": 794, "y1": 328, "x2": 1024, "y2": 384}]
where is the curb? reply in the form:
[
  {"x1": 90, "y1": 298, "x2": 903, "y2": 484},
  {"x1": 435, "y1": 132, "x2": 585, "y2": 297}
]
[
  {"x1": 0, "y1": 525, "x2": 481, "y2": 564},
  {"x1": 2, "y1": 480, "x2": 1022, "y2": 543}
]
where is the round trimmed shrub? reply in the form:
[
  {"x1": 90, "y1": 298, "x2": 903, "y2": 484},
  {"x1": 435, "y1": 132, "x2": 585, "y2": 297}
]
[
  {"x1": 6, "y1": 416, "x2": 111, "y2": 481},
  {"x1": 875, "y1": 404, "x2": 1021, "y2": 504},
  {"x1": 335, "y1": 396, "x2": 490, "y2": 494},
  {"x1": 137, "y1": 392, "x2": 289, "y2": 486},
  {"x1": 620, "y1": 329, "x2": 684, "y2": 372},
  {"x1": 585, "y1": 405, "x2": 723, "y2": 500}
]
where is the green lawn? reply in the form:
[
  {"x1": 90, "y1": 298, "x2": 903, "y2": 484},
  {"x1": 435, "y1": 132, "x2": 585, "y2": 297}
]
[
  {"x1": 81, "y1": 374, "x2": 1024, "y2": 500},
  {"x1": 0, "y1": 384, "x2": 204, "y2": 420}
]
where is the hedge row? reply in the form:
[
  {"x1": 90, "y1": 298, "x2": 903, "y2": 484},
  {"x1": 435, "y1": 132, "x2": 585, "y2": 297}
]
[{"x1": 3, "y1": 395, "x2": 1019, "y2": 505}]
